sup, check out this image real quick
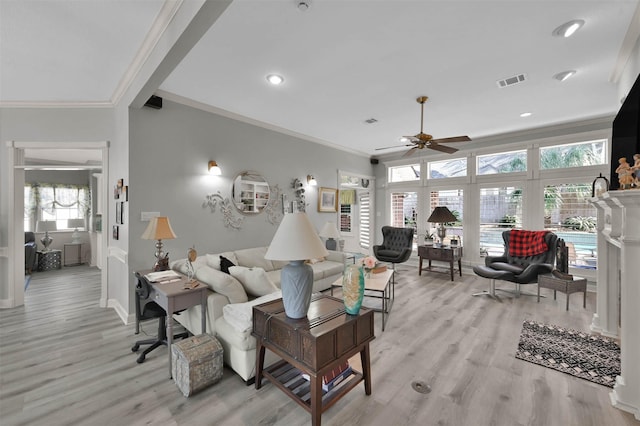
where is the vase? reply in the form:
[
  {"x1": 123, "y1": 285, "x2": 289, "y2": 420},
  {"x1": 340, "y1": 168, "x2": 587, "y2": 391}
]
[{"x1": 342, "y1": 264, "x2": 365, "y2": 315}]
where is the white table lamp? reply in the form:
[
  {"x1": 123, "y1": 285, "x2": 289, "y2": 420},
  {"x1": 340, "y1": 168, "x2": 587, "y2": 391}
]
[
  {"x1": 67, "y1": 218, "x2": 85, "y2": 244},
  {"x1": 319, "y1": 221, "x2": 341, "y2": 250},
  {"x1": 265, "y1": 212, "x2": 328, "y2": 318}
]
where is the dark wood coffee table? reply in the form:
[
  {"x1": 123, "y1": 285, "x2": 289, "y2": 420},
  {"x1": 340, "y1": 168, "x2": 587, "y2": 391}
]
[{"x1": 252, "y1": 295, "x2": 375, "y2": 426}]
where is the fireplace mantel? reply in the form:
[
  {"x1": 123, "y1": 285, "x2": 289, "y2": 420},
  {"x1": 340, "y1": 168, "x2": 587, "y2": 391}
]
[{"x1": 591, "y1": 190, "x2": 640, "y2": 420}]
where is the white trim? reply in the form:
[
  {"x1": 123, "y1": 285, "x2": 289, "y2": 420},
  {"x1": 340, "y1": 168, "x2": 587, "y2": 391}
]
[
  {"x1": 108, "y1": 298, "x2": 130, "y2": 325},
  {"x1": 0, "y1": 101, "x2": 113, "y2": 108},
  {"x1": 610, "y1": 1, "x2": 640, "y2": 84},
  {"x1": 108, "y1": 246, "x2": 128, "y2": 264},
  {"x1": 111, "y1": 0, "x2": 183, "y2": 105},
  {"x1": 0, "y1": 298, "x2": 15, "y2": 309},
  {"x1": 156, "y1": 90, "x2": 371, "y2": 158},
  {"x1": 10, "y1": 141, "x2": 110, "y2": 149}
]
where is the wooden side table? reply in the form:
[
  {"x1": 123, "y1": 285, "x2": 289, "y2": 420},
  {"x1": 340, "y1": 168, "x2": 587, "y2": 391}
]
[
  {"x1": 37, "y1": 250, "x2": 62, "y2": 271},
  {"x1": 418, "y1": 245, "x2": 463, "y2": 281},
  {"x1": 537, "y1": 274, "x2": 587, "y2": 311},
  {"x1": 136, "y1": 270, "x2": 208, "y2": 378},
  {"x1": 252, "y1": 295, "x2": 375, "y2": 426}
]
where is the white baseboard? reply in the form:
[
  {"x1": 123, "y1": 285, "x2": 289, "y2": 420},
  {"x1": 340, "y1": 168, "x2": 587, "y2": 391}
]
[
  {"x1": 107, "y1": 298, "x2": 129, "y2": 325},
  {"x1": 0, "y1": 298, "x2": 15, "y2": 308}
]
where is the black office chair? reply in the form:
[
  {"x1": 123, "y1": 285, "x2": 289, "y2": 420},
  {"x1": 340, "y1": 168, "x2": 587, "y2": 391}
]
[
  {"x1": 25, "y1": 232, "x2": 37, "y2": 274},
  {"x1": 373, "y1": 226, "x2": 415, "y2": 272},
  {"x1": 131, "y1": 272, "x2": 188, "y2": 364},
  {"x1": 473, "y1": 230, "x2": 558, "y2": 297}
]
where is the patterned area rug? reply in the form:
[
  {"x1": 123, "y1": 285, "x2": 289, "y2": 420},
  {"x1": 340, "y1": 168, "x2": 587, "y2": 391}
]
[{"x1": 515, "y1": 319, "x2": 620, "y2": 388}]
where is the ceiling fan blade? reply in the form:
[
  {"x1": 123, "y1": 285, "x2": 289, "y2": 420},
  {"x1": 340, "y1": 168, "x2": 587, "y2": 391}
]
[
  {"x1": 375, "y1": 144, "x2": 412, "y2": 151},
  {"x1": 428, "y1": 143, "x2": 459, "y2": 154},
  {"x1": 402, "y1": 146, "x2": 419, "y2": 157},
  {"x1": 430, "y1": 135, "x2": 471, "y2": 144}
]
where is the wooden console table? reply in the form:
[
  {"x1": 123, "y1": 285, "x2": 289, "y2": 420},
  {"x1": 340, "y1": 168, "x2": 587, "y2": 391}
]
[
  {"x1": 252, "y1": 295, "x2": 375, "y2": 426},
  {"x1": 418, "y1": 245, "x2": 463, "y2": 281}
]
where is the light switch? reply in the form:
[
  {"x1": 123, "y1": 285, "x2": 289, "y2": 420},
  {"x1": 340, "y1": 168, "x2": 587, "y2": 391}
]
[{"x1": 141, "y1": 211, "x2": 160, "y2": 221}]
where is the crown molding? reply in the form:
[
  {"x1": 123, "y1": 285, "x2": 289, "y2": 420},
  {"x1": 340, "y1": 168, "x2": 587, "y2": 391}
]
[
  {"x1": 155, "y1": 89, "x2": 371, "y2": 159},
  {"x1": 610, "y1": 0, "x2": 640, "y2": 84},
  {"x1": 0, "y1": 100, "x2": 113, "y2": 108}
]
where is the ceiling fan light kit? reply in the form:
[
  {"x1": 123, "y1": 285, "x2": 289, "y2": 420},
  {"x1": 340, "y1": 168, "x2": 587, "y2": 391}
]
[{"x1": 375, "y1": 96, "x2": 471, "y2": 156}]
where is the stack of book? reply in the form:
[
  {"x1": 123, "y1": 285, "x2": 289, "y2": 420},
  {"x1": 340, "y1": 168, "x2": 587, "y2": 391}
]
[{"x1": 301, "y1": 360, "x2": 352, "y2": 393}]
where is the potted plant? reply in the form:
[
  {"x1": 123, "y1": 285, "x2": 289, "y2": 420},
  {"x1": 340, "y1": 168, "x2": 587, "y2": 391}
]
[{"x1": 424, "y1": 232, "x2": 435, "y2": 245}]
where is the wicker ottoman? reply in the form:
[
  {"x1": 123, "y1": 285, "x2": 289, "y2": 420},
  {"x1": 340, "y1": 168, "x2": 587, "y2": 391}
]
[{"x1": 171, "y1": 334, "x2": 223, "y2": 397}]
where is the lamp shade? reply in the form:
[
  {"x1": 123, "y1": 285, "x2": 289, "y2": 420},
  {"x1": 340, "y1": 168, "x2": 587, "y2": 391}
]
[
  {"x1": 319, "y1": 221, "x2": 340, "y2": 239},
  {"x1": 141, "y1": 216, "x2": 177, "y2": 240},
  {"x1": 67, "y1": 218, "x2": 85, "y2": 229},
  {"x1": 36, "y1": 221, "x2": 58, "y2": 232},
  {"x1": 265, "y1": 212, "x2": 328, "y2": 261},
  {"x1": 427, "y1": 206, "x2": 457, "y2": 223}
]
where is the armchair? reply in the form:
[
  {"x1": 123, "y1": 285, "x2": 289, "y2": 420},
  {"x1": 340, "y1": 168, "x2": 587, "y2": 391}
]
[
  {"x1": 25, "y1": 232, "x2": 37, "y2": 274},
  {"x1": 373, "y1": 226, "x2": 415, "y2": 272},
  {"x1": 473, "y1": 230, "x2": 558, "y2": 297}
]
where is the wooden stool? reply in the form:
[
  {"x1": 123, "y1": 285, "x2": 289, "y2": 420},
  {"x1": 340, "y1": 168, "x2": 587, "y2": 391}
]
[{"x1": 537, "y1": 274, "x2": 587, "y2": 311}]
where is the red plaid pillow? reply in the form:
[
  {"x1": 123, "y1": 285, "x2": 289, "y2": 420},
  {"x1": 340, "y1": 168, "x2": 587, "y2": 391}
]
[{"x1": 509, "y1": 230, "x2": 549, "y2": 257}]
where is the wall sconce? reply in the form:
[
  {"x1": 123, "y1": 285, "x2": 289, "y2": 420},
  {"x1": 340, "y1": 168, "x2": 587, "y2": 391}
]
[
  {"x1": 307, "y1": 175, "x2": 317, "y2": 186},
  {"x1": 208, "y1": 161, "x2": 222, "y2": 176}
]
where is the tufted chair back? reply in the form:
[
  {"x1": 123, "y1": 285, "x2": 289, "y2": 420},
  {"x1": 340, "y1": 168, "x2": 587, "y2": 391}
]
[{"x1": 373, "y1": 226, "x2": 414, "y2": 265}]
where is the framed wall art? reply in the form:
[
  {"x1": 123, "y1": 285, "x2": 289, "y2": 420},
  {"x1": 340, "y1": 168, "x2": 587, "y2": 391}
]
[{"x1": 318, "y1": 187, "x2": 338, "y2": 213}]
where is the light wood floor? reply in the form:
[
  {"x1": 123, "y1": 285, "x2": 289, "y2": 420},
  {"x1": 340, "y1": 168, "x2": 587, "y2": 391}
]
[{"x1": 1, "y1": 265, "x2": 638, "y2": 426}]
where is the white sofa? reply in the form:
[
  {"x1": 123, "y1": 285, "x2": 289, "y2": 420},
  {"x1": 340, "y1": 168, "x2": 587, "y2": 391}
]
[{"x1": 170, "y1": 246, "x2": 345, "y2": 382}]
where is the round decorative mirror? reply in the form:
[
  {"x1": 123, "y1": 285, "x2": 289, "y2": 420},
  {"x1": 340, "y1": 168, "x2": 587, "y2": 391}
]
[{"x1": 232, "y1": 171, "x2": 270, "y2": 215}]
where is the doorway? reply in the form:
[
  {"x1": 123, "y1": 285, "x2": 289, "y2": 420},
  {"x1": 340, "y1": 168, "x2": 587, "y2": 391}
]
[{"x1": 8, "y1": 142, "x2": 109, "y2": 309}]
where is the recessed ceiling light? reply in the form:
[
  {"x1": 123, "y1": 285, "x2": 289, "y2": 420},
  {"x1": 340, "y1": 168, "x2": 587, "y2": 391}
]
[
  {"x1": 553, "y1": 70, "x2": 576, "y2": 82},
  {"x1": 266, "y1": 74, "x2": 284, "y2": 85},
  {"x1": 552, "y1": 20, "x2": 585, "y2": 38},
  {"x1": 520, "y1": 112, "x2": 532, "y2": 118}
]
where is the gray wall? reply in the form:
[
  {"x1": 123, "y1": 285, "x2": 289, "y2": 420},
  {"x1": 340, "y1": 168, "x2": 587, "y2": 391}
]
[{"x1": 127, "y1": 99, "x2": 372, "y2": 310}]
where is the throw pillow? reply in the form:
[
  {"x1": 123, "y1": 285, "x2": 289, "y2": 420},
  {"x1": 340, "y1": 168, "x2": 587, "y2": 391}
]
[
  {"x1": 205, "y1": 251, "x2": 238, "y2": 270},
  {"x1": 194, "y1": 266, "x2": 248, "y2": 304},
  {"x1": 220, "y1": 255, "x2": 236, "y2": 274},
  {"x1": 228, "y1": 266, "x2": 279, "y2": 297}
]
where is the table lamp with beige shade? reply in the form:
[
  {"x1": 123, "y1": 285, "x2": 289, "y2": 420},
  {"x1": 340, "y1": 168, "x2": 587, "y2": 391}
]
[{"x1": 141, "y1": 216, "x2": 177, "y2": 271}]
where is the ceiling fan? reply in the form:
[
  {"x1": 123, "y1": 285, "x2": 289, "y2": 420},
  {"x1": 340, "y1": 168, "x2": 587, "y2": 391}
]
[{"x1": 376, "y1": 96, "x2": 471, "y2": 156}]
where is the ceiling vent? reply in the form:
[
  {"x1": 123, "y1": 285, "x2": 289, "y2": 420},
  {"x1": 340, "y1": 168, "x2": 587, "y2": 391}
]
[
  {"x1": 364, "y1": 118, "x2": 378, "y2": 124},
  {"x1": 496, "y1": 74, "x2": 527, "y2": 88}
]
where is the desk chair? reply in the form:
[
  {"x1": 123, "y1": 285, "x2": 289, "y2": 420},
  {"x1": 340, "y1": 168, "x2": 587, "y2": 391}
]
[{"x1": 131, "y1": 273, "x2": 188, "y2": 364}]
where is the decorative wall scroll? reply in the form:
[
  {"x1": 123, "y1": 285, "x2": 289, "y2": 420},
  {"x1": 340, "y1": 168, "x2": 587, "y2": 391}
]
[
  {"x1": 264, "y1": 184, "x2": 283, "y2": 225},
  {"x1": 203, "y1": 191, "x2": 244, "y2": 229}
]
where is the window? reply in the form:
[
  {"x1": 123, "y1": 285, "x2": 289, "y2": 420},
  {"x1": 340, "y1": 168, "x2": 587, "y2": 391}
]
[
  {"x1": 477, "y1": 150, "x2": 527, "y2": 175},
  {"x1": 340, "y1": 204, "x2": 352, "y2": 233},
  {"x1": 544, "y1": 182, "x2": 597, "y2": 269},
  {"x1": 540, "y1": 140, "x2": 606, "y2": 170},
  {"x1": 427, "y1": 158, "x2": 467, "y2": 179},
  {"x1": 389, "y1": 164, "x2": 420, "y2": 183},
  {"x1": 359, "y1": 192, "x2": 371, "y2": 249},
  {"x1": 24, "y1": 184, "x2": 90, "y2": 232},
  {"x1": 428, "y1": 190, "x2": 463, "y2": 244},
  {"x1": 479, "y1": 186, "x2": 523, "y2": 256},
  {"x1": 390, "y1": 191, "x2": 418, "y2": 246}
]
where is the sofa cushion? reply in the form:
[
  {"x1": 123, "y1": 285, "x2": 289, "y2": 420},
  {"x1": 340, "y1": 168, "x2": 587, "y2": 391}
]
[
  {"x1": 215, "y1": 316, "x2": 257, "y2": 352},
  {"x1": 310, "y1": 260, "x2": 344, "y2": 279},
  {"x1": 195, "y1": 266, "x2": 248, "y2": 304},
  {"x1": 221, "y1": 290, "x2": 282, "y2": 334},
  {"x1": 205, "y1": 252, "x2": 238, "y2": 270},
  {"x1": 266, "y1": 270, "x2": 281, "y2": 288},
  {"x1": 229, "y1": 266, "x2": 279, "y2": 297},
  {"x1": 271, "y1": 260, "x2": 289, "y2": 270},
  {"x1": 234, "y1": 247, "x2": 275, "y2": 271}
]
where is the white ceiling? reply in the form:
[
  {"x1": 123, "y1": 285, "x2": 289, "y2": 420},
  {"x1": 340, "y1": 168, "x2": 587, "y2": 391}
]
[{"x1": 2, "y1": 0, "x2": 639, "y2": 161}]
